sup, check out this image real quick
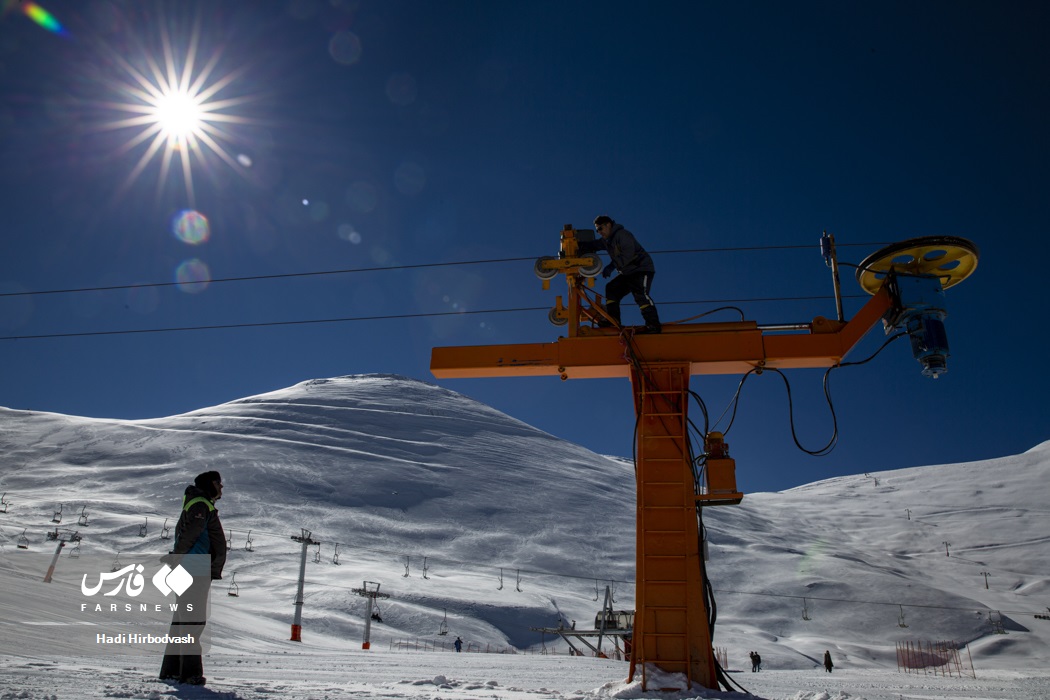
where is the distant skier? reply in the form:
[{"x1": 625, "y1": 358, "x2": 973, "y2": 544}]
[
  {"x1": 578, "y1": 215, "x2": 661, "y2": 333},
  {"x1": 824, "y1": 650, "x2": 834, "y2": 673},
  {"x1": 756, "y1": 652, "x2": 762, "y2": 671},
  {"x1": 159, "y1": 471, "x2": 227, "y2": 687},
  {"x1": 454, "y1": 636, "x2": 463, "y2": 652},
  {"x1": 749, "y1": 651, "x2": 758, "y2": 672}
]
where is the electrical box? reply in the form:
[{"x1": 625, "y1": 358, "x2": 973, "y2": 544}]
[{"x1": 698, "y1": 432, "x2": 744, "y2": 506}]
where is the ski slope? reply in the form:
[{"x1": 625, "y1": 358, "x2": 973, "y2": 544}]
[{"x1": 1, "y1": 374, "x2": 1048, "y2": 699}]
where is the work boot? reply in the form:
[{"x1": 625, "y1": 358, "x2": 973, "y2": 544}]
[
  {"x1": 640, "y1": 305, "x2": 662, "y2": 334},
  {"x1": 599, "y1": 301, "x2": 621, "y2": 328}
]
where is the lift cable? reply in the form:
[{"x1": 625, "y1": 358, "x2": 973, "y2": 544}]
[
  {"x1": 0, "y1": 242, "x2": 889, "y2": 300},
  {"x1": 0, "y1": 292, "x2": 869, "y2": 342}
]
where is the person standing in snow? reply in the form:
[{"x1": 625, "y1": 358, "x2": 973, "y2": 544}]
[
  {"x1": 578, "y1": 215, "x2": 662, "y2": 333},
  {"x1": 159, "y1": 471, "x2": 227, "y2": 686},
  {"x1": 749, "y1": 651, "x2": 758, "y2": 672},
  {"x1": 824, "y1": 650, "x2": 834, "y2": 673},
  {"x1": 454, "y1": 637, "x2": 463, "y2": 652}
]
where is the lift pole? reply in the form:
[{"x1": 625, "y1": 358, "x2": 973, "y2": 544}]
[
  {"x1": 430, "y1": 229, "x2": 978, "y2": 691},
  {"x1": 290, "y1": 528, "x2": 320, "y2": 642}
]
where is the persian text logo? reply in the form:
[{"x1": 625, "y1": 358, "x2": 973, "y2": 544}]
[{"x1": 81, "y1": 563, "x2": 193, "y2": 598}]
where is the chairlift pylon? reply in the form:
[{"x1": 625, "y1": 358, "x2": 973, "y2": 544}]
[{"x1": 46, "y1": 527, "x2": 59, "y2": 541}]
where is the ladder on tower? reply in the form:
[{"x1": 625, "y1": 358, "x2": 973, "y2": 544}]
[{"x1": 630, "y1": 364, "x2": 714, "y2": 690}]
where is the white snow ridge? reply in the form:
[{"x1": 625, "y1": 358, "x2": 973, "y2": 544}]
[{"x1": 1, "y1": 374, "x2": 1048, "y2": 699}]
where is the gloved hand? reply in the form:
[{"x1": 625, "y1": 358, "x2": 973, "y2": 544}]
[{"x1": 602, "y1": 263, "x2": 615, "y2": 279}]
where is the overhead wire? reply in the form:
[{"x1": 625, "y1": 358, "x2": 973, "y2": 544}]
[{"x1": 0, "y1": 242, "x2": 890, "y2": 299}]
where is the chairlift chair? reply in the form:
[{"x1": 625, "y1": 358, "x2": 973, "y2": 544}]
[
  {"x1": 332, "y1": 543, "x2": 341, "y2": 565},
  {"x1": 227, "y1": 572, "x2": 240, "y2": 597},
  {"x1": 0, "y1": 492, "x2": 9, "y2": 513},
  {"x1": 68, "y1": 540, "x2": 81, "y2": 558},
  {"x1": 438, "y1": 608, "x2": 449, "y2": 636},
  {"x1": 111, "y1": 551, "x2": 124, "y2": 572},
  {"x1": 138, "y1": 517, "x2": 148, "y2": 537},
  {"x1": 244, "y1": 530, "x2": 254, "y2": 552},
  {"x1": 78, "y1": 506, "x2": 89, "y2": 527},
  {"x1": 52, "y1": 503, "x2": 63, "y2": 524},
  {"x1": 313, "y1": 543, "x2": 321, "y2": 563},
  {"x1": 371, "y1": 599, "x2": 384, "y2": 623},
  {"x1": 16, "y1": 528, "x2": 29, "y2": 549}
]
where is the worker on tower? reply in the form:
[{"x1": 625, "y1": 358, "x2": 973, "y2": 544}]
[{"x1": 580, "y1": 215, "x2": 661, "y2": 333}]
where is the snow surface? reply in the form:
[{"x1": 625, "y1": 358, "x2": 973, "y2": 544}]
[{"x1": 1, "y1": 373, "x2": 1048, "y2": 699}]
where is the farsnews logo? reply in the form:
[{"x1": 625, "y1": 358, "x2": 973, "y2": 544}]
[
  {"x1": 81, "y1": 563, "x2": 193, "y2": 598},
  {"x1": 152, "y1": 564, "x2": 194, "y2": 596}
]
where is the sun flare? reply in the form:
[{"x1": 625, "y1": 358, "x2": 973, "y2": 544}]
[
  {"x1": 92, "y1": 12, "x2": 257, "y2": 207},
  {"x1": 152, "y1": 89, "x2": 205, "y2": 143}
]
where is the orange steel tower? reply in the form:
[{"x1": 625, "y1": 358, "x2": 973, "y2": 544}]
[{"x1": 431, "y1": 226, "x2": 977, "y2": 691}]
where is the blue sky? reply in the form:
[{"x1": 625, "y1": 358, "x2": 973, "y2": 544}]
[{"x1": 0, "y1": 0, "x2": 1046, "y2": 493}]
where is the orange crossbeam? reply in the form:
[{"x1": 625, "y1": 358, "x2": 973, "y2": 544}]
[{"x1": 431, "y1": 287, "x2": 892, "y2": 379}]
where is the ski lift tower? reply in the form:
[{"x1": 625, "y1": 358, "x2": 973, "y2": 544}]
[
  {"x1": 351, "y1": 581, "x2": 390, "y2": 650},
  {"x1": 431, "y1": 226, "x2": 978, "y2": 691}
]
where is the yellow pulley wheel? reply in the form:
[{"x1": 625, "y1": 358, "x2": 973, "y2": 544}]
[{"x1": 855, "y1": 236, "x2": 979, "y2": 295}]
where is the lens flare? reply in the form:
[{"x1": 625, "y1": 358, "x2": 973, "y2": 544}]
[
  {"x1": 172, "y1": 209, "x2": 210, "y2": 245},
  {"x1": 22, "y1": 2, "x2": 68, "y2": 37},
  {"x1": 175, "y1": 258, "x2": 211, "y2": 294}
]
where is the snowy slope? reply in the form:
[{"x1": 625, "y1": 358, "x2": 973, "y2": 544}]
[{"x1": 1, "y1": 374, "x2": 1048, "y2": 699}]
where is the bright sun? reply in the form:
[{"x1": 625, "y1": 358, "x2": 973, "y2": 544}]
[
  {"x1": 152, "y1": 89, "x2": 205, "y2": 143},
  {"x1": 93, "y1": 14, "x2": 256, "y2": 206}
]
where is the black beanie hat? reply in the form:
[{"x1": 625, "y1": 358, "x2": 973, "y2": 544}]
[{"x1": 194, "y1": 471, "x2": 223, "y2": 498}]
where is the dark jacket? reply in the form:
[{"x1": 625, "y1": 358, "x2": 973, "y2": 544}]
[
  {"x1": 172, "y1": 485, "x2": 227, "y2": 580},
  {"x1": 580, "y1": 223, "x2": 654, "y2": 276}
]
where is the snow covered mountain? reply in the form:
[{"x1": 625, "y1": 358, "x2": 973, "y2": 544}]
[{"x1": 1, "y1": 374, "x2": 1048, "y2": 687}]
